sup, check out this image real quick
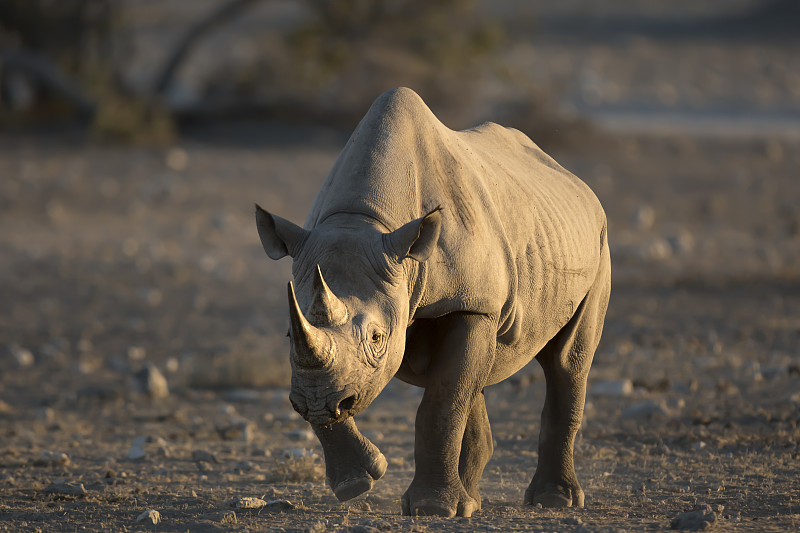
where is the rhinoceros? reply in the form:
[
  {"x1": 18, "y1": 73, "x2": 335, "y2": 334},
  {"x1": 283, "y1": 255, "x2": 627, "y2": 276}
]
[{"x1": 255, "y1": 87, "x2": 610, "y2": 517}]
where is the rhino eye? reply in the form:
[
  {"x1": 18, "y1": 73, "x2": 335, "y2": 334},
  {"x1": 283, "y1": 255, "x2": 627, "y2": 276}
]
[{"x1": 370, "y1": 331, "x2": 383, "y2": 344}]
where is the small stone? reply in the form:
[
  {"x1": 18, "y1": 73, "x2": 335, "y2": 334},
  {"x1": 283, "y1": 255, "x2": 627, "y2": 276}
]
[
  {"x1": 693, "y1": 441, "x2": 707, "y2": 451},
  {"x1": 590, "y1": 379, "x2": 633, "y2": 397},
  {"x1": 134, "y1": 363, "x2": 169, "y2": 399},
  {"x1": 44, "y1": 481, "x2": 87, "y2": 496},
  {"x1": 136, "y1": 509, "x2": 161, "y2": 525},
  {"x1": 563, "y1": 516, "x2": 583, "y2": 525},
  {"x1": 284, "y1": 448, "x2": 313, "y2": 459},
  {"x1": 621, "y1": 400, "x2": 668, "y2": 420},
  {"x1": 228, "y1": 496, "x2": 267, "y2": 509},
  {"x1": 128, "y1": 446, "x2": 147, "y2": 460},
  {"x1": 265, "y1": 499, "x2": 295, "y2": 511},
  {"x1": 633, "y1": 204, "x2": 655, "y2": 230},
  {"x1": 670, "y1": 504, "x2": 717, "y2": 530},
  {"x1": 8, "y1": 344, "x2": 34, "y2": 367},
  {"x1": 192, "y1": 450, "x2": 219, "y2": 463},
  {"x1": 219, "y1": 510, "x2": 237, "y2": 524},
  {"x1": 216, "y1": 418, "x2": 255, "y2": 442},
  {"x1": 35, "y1": 451, "x2": 70, "y2": 467}
]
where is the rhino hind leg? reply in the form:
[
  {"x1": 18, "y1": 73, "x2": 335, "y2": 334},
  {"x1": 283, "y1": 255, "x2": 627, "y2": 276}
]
[
  {"x1": 525, "y1": 248, "x2": 611, "y2": 509},
  {"x1": 458, "y1": 390, "x2": 493, "y2": 508},
  {"x1": 312, "y1": 417, "x2": 388, "y2": 501}
]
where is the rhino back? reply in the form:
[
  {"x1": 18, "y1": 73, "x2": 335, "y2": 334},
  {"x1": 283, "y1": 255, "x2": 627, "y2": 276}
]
[{"x1": 307, "y1": 88, "x2": 606, "y2": 374}]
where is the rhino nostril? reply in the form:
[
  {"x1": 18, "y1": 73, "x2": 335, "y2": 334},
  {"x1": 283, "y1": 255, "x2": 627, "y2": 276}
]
[{"x1": 338, "y1": 395, "x2": 356, "y2": 414}]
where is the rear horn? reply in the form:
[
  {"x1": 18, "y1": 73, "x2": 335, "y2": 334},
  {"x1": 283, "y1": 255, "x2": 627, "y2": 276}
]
[{"x1": 308, "y1": 265, "x2": 348, "y2": 326}]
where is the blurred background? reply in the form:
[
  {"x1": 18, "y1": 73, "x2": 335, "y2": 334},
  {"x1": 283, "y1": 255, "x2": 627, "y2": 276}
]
[{"x1": 2, "y1": 0, "x2": 799, "y2": 398}]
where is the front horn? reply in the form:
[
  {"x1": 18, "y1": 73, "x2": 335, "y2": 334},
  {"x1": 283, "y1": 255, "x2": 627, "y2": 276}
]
[
  {"x1": 308, "y1": 265, "x2": 348, "y2": 326},
  {"x1": 288, "y1": 281, "x2": 334, "y2": 368}
]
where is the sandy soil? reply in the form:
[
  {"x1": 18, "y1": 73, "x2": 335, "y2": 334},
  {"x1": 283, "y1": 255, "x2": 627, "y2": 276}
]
[
  {"x1": 2, "y1": 2, "x2": 800, "y2": 528},
  {"x1": 1, "y1": 123, "x2": 798, "y2": 532}
]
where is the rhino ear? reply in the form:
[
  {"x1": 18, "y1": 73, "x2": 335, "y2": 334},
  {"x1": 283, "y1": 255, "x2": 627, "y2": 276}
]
[
  {"x1": 385, "y1": 206, "x2": 443, "y2": 262},
  {"x1": 255, "y1": 204, "x2": 308, "y2": 259}
]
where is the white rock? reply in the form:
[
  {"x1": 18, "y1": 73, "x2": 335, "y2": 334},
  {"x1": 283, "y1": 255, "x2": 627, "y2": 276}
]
[
  {"x1": 284, "y1": 448, "x2": 313, "y2": 459},
  {"x1": 9, "y1": 344, "x2": 34, "y2": 367},
  {"x1": 228, "y1": 496, "x2": 266, "y2": 509},
  {"x1": 633, "y1": 204, "x2": 655, "y2": 230},
  {"x1": 621, "y1": 400, "x2": 668, "y2": 420},
  {"x1": 128, "y1": 445, "x2": 147, "y2": 460},
  {"x1": 136, "y1": 509, "x2": 161, "y2": 525},
  {"x1": 36, "y1": 451, "x2": 70, "y2": 466},
  {"x1": 134, "y1": 363, "x2": 169, "y2": 399}
]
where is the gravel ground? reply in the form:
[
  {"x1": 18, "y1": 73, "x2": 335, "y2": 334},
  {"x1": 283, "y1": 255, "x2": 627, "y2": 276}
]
[
  {"x1": 2, "y1": 2, "x2": 799, "y2": 528},
  {"x1": 1, "y1": 125, "x2": 798, "y2": 532}
]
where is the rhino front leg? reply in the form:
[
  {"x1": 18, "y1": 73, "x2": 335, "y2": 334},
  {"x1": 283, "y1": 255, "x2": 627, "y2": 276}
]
[
  {"x1": 458, "y1": 389, "x2": 493, "y2": 508},
  {"x1": 312, "y1": 417, "x2": 388, "y2": 501},
  {"x1": 525, "y1": 252, "x2": 610, "y2": 508},
  {"x1": 402, "y1": 313, "x2": 495, "y2": 518}
]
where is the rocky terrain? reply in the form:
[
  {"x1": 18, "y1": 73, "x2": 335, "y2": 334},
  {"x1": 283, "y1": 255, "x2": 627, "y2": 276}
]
[{"x1": 2, "y1": 1, "x2": 799, "y2": 531}]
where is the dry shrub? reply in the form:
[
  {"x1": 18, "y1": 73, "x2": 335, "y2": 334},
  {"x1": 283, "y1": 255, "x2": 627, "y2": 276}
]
[
  {"x1": 267, "y1": 456, "x2": 325, "y2": 483},
  {"x1": 210, "y1": 0, "x2": 506, "y2": 127}
]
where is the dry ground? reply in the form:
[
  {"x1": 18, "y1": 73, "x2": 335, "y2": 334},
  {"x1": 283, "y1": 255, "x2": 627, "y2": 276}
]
[{"x1": 1, "y1": 122, "x2": 798, "y2": 532}]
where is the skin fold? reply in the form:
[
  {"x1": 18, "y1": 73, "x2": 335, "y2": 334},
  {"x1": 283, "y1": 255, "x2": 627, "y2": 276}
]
[{"x1": 255, "y1": 87, "x2": 610, "y2": 517}]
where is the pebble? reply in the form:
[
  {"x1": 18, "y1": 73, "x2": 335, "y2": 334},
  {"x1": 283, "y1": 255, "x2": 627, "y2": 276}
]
[
  {"x1": 216, "y1": 418, "x2": 255, "y2": 442},
  {"x1": 621, "y1": 400, "x2": 668, "y2": 420},
  {"x1": 563, "y1": 516, "x2": 583, "y2": 525},
  {"x1": 136, "y1": 509, "x2": 161, "y2": 525},
  {"x1": 227, "y1": 496, "x2": 266, "y2": 509},
  {"x1": 134, "y1": 363, "x2": 169, "y2": 399},
  {"x1": 590, "y1": 379, "x2": 633, "y2": 397},
  {"x1": 284, "y1": 448, "x2": 314, "y2": 459},
  {"x1": 128, "y1": 435, "x2": 169, "y2": 460},
  {"x1": 670, "y1": 503, "x2": 717, "y2": 530},
  {"x1": 35, "y1": 451, "x2": 70, "y2": 467},
  {"x1": 265, "y1": 499, "x2": 295, "y2": 511},
  {"x1": 128, "y1": 445, "x2": 147, "y2": 460},
  {"x1": 219, "y1": 510, "x2": 237, "y2": 524},
  {"x1": 192, "y1": 450, "x2": 219, "y2": 463},
  {"x1": 8, "y1": 344, "x2": 35, "y2": 367},
  {"x1": 633, "y1": 204, "x2": 655, "y2": 230},
  {"x1": 44, "y1": 481, "x2": 87, "y2": 496}
]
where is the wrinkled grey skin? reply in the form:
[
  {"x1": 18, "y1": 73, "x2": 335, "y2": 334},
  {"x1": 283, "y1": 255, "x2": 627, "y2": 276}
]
[{"x1": 255, "y1": 88, "x2": 610, "y2": 517}]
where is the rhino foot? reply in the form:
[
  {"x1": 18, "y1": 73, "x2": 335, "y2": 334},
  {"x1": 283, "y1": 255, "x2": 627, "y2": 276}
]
[
  {"x1": 402, "y1": 482, "x2": 478, "y2": 517},
  {"x1": 312, "y1": 418, "x2": 387, "y2": 502},
  {"x1": 330, "y1": 452, "x2": 387, "y2": 501},
  {"x1": 524, "y1": 481, "x2": 584, "y2": 508}
]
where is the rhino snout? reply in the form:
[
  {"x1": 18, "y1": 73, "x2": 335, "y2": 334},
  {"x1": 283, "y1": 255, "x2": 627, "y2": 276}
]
[
  {"x1": 291, "y1": 389, "x2": 359, "y2": 425},
  {"x1": 289, "y1": 391, "x2": 308, "y2": 418}
]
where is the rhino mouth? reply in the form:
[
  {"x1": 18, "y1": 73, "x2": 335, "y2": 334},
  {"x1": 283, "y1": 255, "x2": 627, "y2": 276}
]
[{"x1": 295, "y1": 392, "x2": 360, "y2": 426}]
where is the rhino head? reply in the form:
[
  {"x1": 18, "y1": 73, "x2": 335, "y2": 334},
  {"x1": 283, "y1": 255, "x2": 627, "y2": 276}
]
[{"x1": 255, "y1": 205, "x2": 442, "y2": 426}]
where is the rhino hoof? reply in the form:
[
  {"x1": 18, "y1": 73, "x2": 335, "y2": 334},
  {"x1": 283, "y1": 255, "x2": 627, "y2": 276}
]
[
  {"x1": 331, "y1": 452, "x2": 387, "y2": 501},
  {"x1": 367, "y1": 453, "x2": 388, "y2": 481},
  {"x1": 333, "y1": 476, "x2": 375, "y2": 501}
]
